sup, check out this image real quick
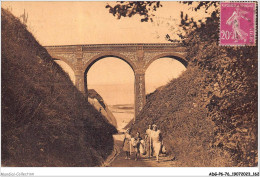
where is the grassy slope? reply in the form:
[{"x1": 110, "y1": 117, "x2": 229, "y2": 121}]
[
  {"x1": 1, "y1": 9, "x2": 117, "y2": 167},
  {"x1": 131, "y1": 67, "x2": 231, "y2": 167}
]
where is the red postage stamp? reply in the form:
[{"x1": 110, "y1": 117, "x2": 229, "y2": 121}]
[{"x1": 220, "y1": 2, "x2": 256, "y2": 46}]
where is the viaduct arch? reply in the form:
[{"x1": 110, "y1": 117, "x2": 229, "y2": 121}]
[
  {"x1": 83, "y1": 52, "x2": 136, "y2": 95},
  {"x1": 45, "y1": 43, "x2": 188, "y2": 119}
]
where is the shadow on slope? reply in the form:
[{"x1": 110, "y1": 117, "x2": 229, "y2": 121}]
[{"x1": 1, "y1": 9, "x2": 117, "y2": 167}]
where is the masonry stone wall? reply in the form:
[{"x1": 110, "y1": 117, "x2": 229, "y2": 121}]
[{"x1": 45, "y1": 43, "x2": 187, "y2": 119}]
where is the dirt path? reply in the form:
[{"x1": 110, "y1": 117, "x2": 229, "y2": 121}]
[{"x1": 107, "y1": 134, "x2": 178, "y2": 167}]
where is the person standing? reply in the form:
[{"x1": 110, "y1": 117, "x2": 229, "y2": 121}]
[
  {"x1": 122, "y1": 128, "x2": 132, "y2": 160},
  {"x1": 151, "y1": 124, "x2": 162, "y2": 162},
  {"x1": 145, "y1": 124, "x2": 153, "y2": 158},
  {"x1": 133, "y1": 132, "x2": 142, "y2": 161}
]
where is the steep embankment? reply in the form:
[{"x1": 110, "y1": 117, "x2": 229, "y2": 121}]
[
  {"x1": 88, "y1": 89, "x2": 117, "y2": 128},
  {"x1": 131, "y1": 67, "x2": 231, "y2": 167},
  {"x1": 1, "y1": 9, "x2": 117, "y2": 167}
]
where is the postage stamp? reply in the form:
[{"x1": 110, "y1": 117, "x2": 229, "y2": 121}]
[{"x1": 220, "y1": 2, "x2": 256, "y2": 46}]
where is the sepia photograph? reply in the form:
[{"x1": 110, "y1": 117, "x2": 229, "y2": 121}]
[{"x1": 1, "y1": 0, "x2": 259, "y2": 176}]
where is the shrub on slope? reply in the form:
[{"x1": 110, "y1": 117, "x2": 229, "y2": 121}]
[
  {"x1": 132, "y1": 9, "x2": 257, "y2": 167},
  {"x1": 1, "y1": 9, "x2": 117, "y2": 167},
  {"x1": 181, "y1": 10, "x2": 257, "y2": 167},
  {"x1": 132, "y1": 67, "x2": 231, "y2": 166}
]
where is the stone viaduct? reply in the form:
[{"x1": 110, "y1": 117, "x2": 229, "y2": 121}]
[{"x1": 45, "y1": 43, "x2": 187, "y2": 119}]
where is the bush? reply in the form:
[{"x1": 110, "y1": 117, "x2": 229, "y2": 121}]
[
  {"x1": 132, "y1": 67, "x2": 232, "y2": 166},
  {"x1": 131, "y1": 7, "x2": 257, "y2": 167},
  {"x1": 1, "y1": 9, "x2": 117, "y2": 167}
]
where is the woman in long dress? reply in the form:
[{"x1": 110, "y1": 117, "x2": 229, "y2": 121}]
[
  {"x1": 145, "y1": 124, "x2": 153, "y2": 158},
  {"x1": 122, "y1": 129, "x2": 132, "y2": 159},
  {"x1": 151, "y1": 124, "x2": 162, "y2": 162}
]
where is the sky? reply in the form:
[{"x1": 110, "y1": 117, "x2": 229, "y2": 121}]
[
  {"x1": 2, "y1": 1, "x2": 209, "y2": 45},
  {"x1": 2, "y1": 1, "x2": 209, "y2": 105}
]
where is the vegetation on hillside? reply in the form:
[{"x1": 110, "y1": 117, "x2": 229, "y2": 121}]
[
  {"x1": 1, "y1": 9, "x2": 117, "y2": 167},
  {"x1": 179, "y1": 5, "x2": 258, "y2": 166},
  {"x1": 106, "y1": 2, "x2": 258, "y2": 166},
  {"x1": 133, "y1": 67, "x2": 232, "y2": 166}
]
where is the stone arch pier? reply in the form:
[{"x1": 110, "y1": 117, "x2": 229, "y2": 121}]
[{"x1": 45, "y1": 43, "x2": 188, "y2": 119}]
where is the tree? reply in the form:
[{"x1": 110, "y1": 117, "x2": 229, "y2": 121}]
[
  {"x1": 105, "y1": 1, "x2": 162, "y2": 22},
  {"x1": 106, "y1": 1, "x2": 258, "y2": 166},
  {"x1": 182, "y1": 7, "x2": 257, "y2": 166}
]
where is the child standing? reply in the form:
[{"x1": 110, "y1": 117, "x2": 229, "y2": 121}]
[{"x1": 133, "y1": 132, "x2": 142, "y2": 161}]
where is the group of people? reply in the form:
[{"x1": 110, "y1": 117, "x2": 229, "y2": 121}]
[{"x1": 122, "y1": 124, "x2": 165, "y2": 162}]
